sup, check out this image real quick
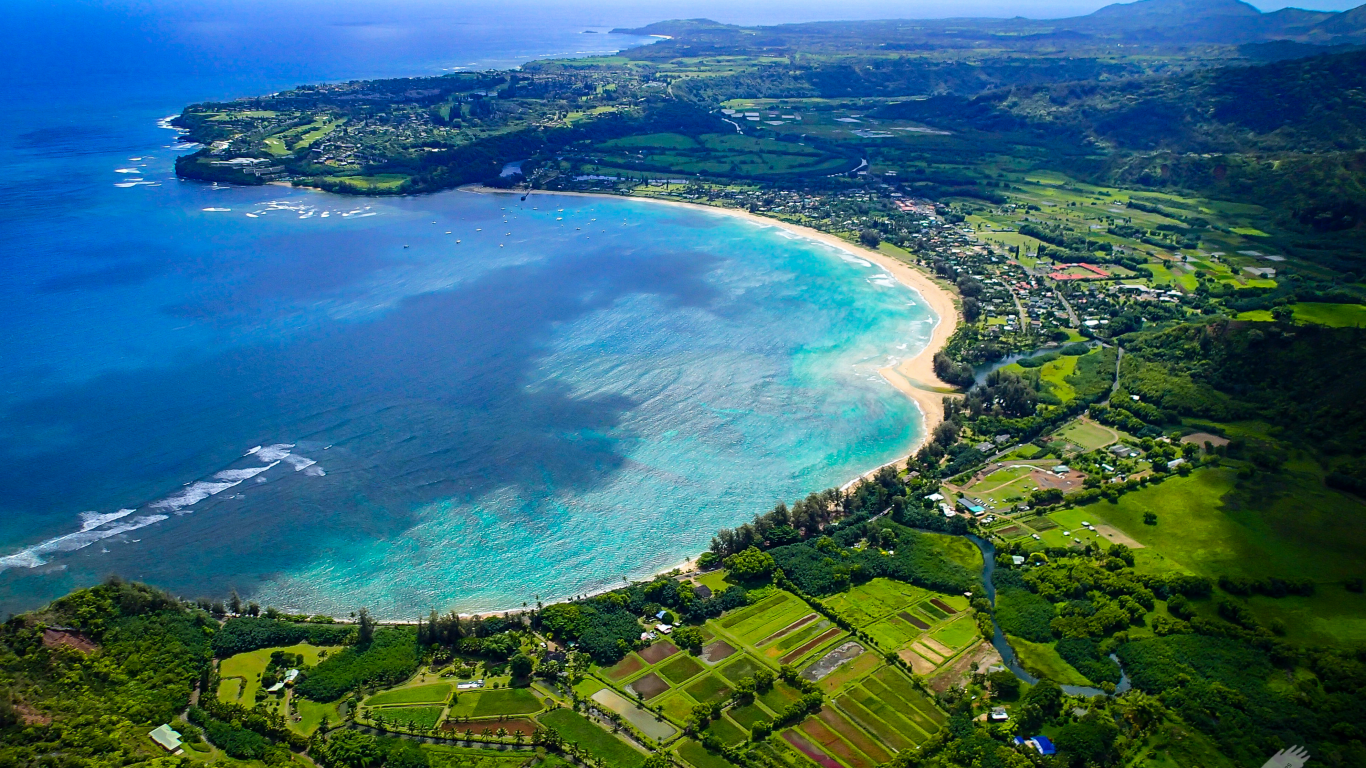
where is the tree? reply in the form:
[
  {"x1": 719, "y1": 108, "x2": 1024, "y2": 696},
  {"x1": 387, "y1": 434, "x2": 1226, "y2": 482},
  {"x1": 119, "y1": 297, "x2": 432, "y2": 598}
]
[
  {"x1": 1143, "y1": 511, "x2": 1158, "y2": 525},
  {"x1": 229, "y1": 590, "x2": 243, "y2": 615},
  {"x1": 509, "y1": 653, "x2": 534, "y2": 679},
  {"x1": 859, "y1": 228, "x2": 881, "y2": 247},
  {"x1": 963, "y1": 296, "x2": 981, "y2": 322},
  {"x1": 357, "y1": 608, "x2": 376, "y2": 646},
  {"x1": 724, "y1": 546, "x2": 775, "y2": 580},
  {"x1": 672, "y1": 625, "x2": 703, "y2": 654},
  {"x1": 319, "y1": 729, "x2": 382, "y2": 768}
]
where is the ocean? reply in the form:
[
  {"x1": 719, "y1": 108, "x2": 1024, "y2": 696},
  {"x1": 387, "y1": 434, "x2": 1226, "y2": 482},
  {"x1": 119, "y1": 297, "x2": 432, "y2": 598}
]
[{"x1": 0, "y1": 0, "x2": 936, "y2": 617}]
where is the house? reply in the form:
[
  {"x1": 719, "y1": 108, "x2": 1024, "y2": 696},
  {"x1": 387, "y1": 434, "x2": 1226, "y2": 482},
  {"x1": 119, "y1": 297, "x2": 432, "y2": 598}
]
[
  {"x1": 284, "y1": 669, "x2": 299, "y2": 685},
  {"x1": 989, "y1": 707, "x2": 1010, "y2": 722},
  {"x1": 924, "y1": 492, "x2": 945, "y2": 502},
  {"x1": 1167, "y1": 457, "x2": 1187, "y2": 470},
  {"x1": 940, "y1": 502, "x2": 955, "y2": 517},
  {"x1": 149, "y1": 724, "x2": 183, "y2": 754},
  {"x1": 656, "y1": 623, "x2": 673, "y2": 634},
  {"x1": 1027, "y1": 736, "x2": 1056, "y2": 756},
  {"x1": 1011, "y1": 555, "x2": 1026, "y2": 565},
  {"x1": 692, "y1": 584, "x2": 713, "y2": 599},
  {"x1": 957, "y1": 498, "x2": 985, "y2": 516},
  {"x1": 655, "y1": 610, "x2": 668, "y2": 620}
]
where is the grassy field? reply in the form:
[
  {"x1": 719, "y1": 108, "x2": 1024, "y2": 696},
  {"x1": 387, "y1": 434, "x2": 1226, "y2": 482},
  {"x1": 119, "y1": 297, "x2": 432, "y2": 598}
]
[
  {"x1": 448, "y1": 688, "x2": 543, "y2": 718},
  {"x1": 1238, "y1": 302, "x2": 1366, "y2": 328},
  {"x1": 1060, "y1": 465, "x2": 1366, "y2": 644},
  {"x1": 366, "y1": 682, "x2": 451, "y2": 706},
  {"x1": 375, "y1": 705, "x2": 444, "y2": 730},
  {"x1": 292, "y1": 697, "x2": 342, "y2": 736},
  {"x1": 1056, "y1": 419, "x2": 1119, "y2": 451},
  {"x1": 218, "y1": 643, "x2": 340, "y2": 705},
  {"x1": 1006, "y1": 636, "x2": 1091, "y2": 687},
  {"x1": 319, "y1": 174, "x2": 408, "y2": 191},
  {"x1": 676, "y1": 738, "x2": 737, "y2": 768},
  {"x1": 538, "y1": 709, "x2": 645, "y2": 768}
]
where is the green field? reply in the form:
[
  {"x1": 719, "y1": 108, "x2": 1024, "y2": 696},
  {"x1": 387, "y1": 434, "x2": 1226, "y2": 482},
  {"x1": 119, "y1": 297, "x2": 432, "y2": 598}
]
[
  {"x1": 539, "y1": 709, "x2": 645, "y2": 768},
  {"x1": 929, "y1": 618, "x2": 979, "y2": 650},
  {"x1": 366, "y1": 682, "x2": 451, "y2": 706},
  {"x1": 375, "y1": 705, "x2": 444, "y2": 730},
  {"x1": 218, "y1": 643, "x2": 340, "y2": 705},
  {"x1": 658, "y1": 653, "x2": 706, "y2": 684},
  {"x1": 685, "y1": 675, "x2": 732, "y2": 704},
  {"x1": 1064, "y1": 465, "x2": 1366, "y2": 644},
  {"x1": 1238, "y1": 302, "x2": 1366, "y2": 328},
  {"x1": 822, "y1": 578, "x2": 929, "y2": 627},
  {"x1": 448, "y1": 688, "x2": 543, "y2": 718},
  {"x1": 1006, "y1": 635, "x2": 1091, "y2": 686},
  {"x1": 676, "y1": 738, "x2": 737, "y2": 768},
  {"x1": 292, "y1": 697, "x2": 343, "y2": 736},
  {"x1": 1056, "y1": 419, "x2": 1120, "y2": 451}
]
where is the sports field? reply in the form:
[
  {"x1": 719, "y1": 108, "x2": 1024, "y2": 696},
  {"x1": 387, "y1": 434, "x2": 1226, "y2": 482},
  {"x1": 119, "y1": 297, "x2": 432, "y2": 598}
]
[{"x1": 1056, "y1": 419, "x2": 1120, "y2": 451}]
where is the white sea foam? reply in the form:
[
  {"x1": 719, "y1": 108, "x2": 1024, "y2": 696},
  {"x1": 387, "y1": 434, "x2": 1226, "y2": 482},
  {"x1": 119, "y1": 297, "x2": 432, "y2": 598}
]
[
  {"x1": 0, "y1": 512, "x2": 168, "y2": 572},
  {"x1": 150, "y1": 480, "x2": 242, "y2": 513},
  {"x1": 79, "y1": 509, "x2": 136, "y2": 530},
  {"x1": 213, "y1": 462, "x2": 279, "y2": 481},
  {"x1": 115, "y1": 168, "x2": 141, "y2": 173},
  {"x1": 203, "y1": 207, "x2": 231, "y2": 212},
  {"x1": 255, "y1": 443, "x2": 296, "y2": 462}
]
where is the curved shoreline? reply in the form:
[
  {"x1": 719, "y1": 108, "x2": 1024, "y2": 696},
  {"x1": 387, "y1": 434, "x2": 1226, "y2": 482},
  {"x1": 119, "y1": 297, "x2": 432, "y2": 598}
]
[
  {"x1": 450, "y1": 186, "x2": 961, "y2": 615},
  {"x1": 464, "y1": 186, "x2": 960, "y2": 465}
]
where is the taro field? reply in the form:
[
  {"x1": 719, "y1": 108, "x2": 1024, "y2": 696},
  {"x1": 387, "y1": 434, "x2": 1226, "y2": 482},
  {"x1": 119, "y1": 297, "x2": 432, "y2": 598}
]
[
  {"x1": 820, "y1": 578, "x2": 976, "y2": 677},
  {"x1": 579, "y1": 587, "x2": 953, "y2": 768}
]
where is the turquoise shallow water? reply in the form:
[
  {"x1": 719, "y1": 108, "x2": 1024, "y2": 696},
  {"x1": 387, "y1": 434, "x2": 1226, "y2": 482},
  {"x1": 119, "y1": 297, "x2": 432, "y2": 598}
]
[
  {"x1": 0, "y1": 0, "x2": 935, "y2": 617},
  {"x1": 0, "y1": 186, "x2": 934, "y2": 617}
]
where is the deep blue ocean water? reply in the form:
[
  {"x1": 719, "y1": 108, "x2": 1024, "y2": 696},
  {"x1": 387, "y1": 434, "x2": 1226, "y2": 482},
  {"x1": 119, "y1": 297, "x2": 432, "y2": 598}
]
[{"x1": 0, "y1": 0, "x2": 937, "y2": 617}]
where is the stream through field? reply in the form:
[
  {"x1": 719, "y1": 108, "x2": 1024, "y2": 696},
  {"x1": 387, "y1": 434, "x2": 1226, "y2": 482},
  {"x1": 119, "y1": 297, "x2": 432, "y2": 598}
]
[{"x1": 964, "y1": 533, "x2": 1130, "y2": 697}]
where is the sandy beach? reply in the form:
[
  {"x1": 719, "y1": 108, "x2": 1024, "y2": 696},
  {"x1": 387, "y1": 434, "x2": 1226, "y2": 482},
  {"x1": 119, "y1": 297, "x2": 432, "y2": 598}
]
[{"x1": 465, "y1": 186, "x2": 961, "y2": 480}]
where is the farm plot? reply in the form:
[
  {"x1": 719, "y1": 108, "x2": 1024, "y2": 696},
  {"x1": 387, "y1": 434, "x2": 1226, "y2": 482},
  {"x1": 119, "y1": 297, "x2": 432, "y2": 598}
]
[
  {"x1": 930, "y1": 618, "x2": 979, "y2": 652},
  {"x1": 718, "y1": 593, "x2": 792, "y2": 629},
  {"x1": 539, "y1": 709, "x2": 645, "y2": 768},
  {"x1": 704, "y1": 715, "x2": 748, "y2": 747},
  {"x1": 677, "y1": 739, "x2": 734, "y2": 768},
  {"x1": 700, "y1": 640, "x2": 736, "y2": 664},
  {"x1": 591, "y1": 688, "x2": 678, "y2": 741},
  {"x1": 657, "y1": 691, "x2": 697, "y2": 723},
  {"x1": 731, "y1": 601, "x2": 815, "y2": 646},
  {"x1": 761, "y1": 620, "x2": 831, "y2": 660},
  {"x1": 441, "y1": 718, "x2": 537, "y2": 737},
  {"x1": 627, "y1": 672, "x2": 671, "y2": 701},
  {"x1": 781, "y1": 628, "x2": 844, "y2": 665},
  {"x1": 685, "y1": 675, "x2": 733, "y2": 704},
  {"x1": 797, "y1": 715, "x2": 877, "y2": 768},
  {"x1": 816, "y1": 707, "x2": 890, "y2": 763},
  {"x1": 821, "y1": 579, "x2": 928, "y2": 626},
  {"x1": 375, "y1": 705, "x2": 444, "y2": 730},
  {"x1": 717, "y1": 655, "x2": 764, "y2": 683},
  {"x1": 755, "y1": 614, "x2": 820, "y2": 646},
  {"x1": 659, "y1": 654, "x2": 705, "y2": 684},
  {"x1": 605, "y1": 653, "x2": 645, "y2": 681},
  {"x1": 639, "y1": 640, "x2": 681, "y2": 665}
]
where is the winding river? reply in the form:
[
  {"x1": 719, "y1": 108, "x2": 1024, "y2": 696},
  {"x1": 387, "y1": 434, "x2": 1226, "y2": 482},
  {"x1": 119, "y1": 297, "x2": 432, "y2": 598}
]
[{"x1": 964, "y1": 534, "x2": 1130, "y2": 698}]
